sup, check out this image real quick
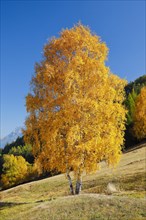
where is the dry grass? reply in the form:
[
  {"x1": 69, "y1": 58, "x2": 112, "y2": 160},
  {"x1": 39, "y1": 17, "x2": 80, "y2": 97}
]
[{"x1": 0, "y1": 143, "x2": 146, "y2": 220}]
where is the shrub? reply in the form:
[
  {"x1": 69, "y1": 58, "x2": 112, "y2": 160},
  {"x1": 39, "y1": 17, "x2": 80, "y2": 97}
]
[{"x1": 1, "y1": 154, "x2": 28, "y2": 189}]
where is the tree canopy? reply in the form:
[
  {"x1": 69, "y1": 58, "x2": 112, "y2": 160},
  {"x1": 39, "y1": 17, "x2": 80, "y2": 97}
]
[
  {"x1": 125, "y1": 89, "x2": 137, "y2": 126},
  {"x1": 133, "y1": 86, "x2": 146, "y2": 140},
  {"x1": 124, "y1": 75, "x2": 146, "y2": 147},
  {"x1": 24, "y1": 24, "x2": 126, "y2": 194},
  {"x1": 1, "y1": 154, "x2": 28, "y2": 188},
  {"x1": 2, "y1": 136, "x2": 25, "y2": 155},
  {"x1": 125, "y1": 75, "x2": 146, "y2": 96}
]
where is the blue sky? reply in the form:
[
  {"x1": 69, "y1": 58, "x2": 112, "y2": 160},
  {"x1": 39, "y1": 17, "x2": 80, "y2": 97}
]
[{"x1": 1, "y1": 0, "x2": 145, "y2": 138}]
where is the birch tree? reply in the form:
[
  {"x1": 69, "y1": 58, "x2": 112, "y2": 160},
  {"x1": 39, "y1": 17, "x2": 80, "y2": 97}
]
[{"x1": 24, "y1": 24, "x2": 126, "y2": 194}]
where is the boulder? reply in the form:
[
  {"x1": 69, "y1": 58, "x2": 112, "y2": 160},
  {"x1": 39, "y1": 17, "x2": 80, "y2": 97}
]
[{"x1": 107, "y1": 182, "x2": 118, "y2": 194}]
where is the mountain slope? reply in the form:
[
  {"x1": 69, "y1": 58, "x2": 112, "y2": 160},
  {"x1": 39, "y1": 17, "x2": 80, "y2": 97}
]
[{"x1": 0, "y1": 127, "x2": 23, "y2": 148}]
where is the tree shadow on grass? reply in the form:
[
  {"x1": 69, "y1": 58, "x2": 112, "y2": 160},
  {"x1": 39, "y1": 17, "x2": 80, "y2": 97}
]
[
  {"x1": 0, "y1": 199, "x2": 48, "y2": 209},
  {"x1": 0, "y1": 202, "x2": 28, "y2": 209}
]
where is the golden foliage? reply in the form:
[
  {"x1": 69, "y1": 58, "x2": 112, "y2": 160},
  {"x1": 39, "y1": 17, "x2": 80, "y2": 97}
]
[
  {"x1": 133, "y1": 86, "x2": 146, "y2": 139},
  {"x1": 1, "y1": 154, "x2": 28, "y2": 188},
  {"x1": 24, "y1": 24, "x2": 126, "y2": 178}
]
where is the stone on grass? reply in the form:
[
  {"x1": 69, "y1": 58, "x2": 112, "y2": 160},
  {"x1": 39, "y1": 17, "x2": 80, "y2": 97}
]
[{"x1": 107, "y1": 183, "x2": 118, "y2": 195}]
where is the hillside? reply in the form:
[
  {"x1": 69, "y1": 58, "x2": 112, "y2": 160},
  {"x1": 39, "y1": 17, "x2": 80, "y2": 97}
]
[{"x1": 0, "y1": 143, "x2": 145, "y2": 220}]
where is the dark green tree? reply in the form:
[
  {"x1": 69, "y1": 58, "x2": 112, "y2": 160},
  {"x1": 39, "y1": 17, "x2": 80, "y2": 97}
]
[
  {"x1": 124, "y1": 75, "x2": 146, "y2": 148},
  {"x1": 125, "y1": 89, "x2": 137, "y2": 126},
  {"x1": 2, "y1": 136, "x2": 25, "y2": 155},
  {"x1": 8, "y1": 145, "x2": 34, "y2": 164},
  {"x1": 125, "y1": 75, "x2": 146, "y2": 96}
]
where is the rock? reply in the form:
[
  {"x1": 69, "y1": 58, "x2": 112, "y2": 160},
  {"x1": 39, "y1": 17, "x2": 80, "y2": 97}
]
[{"x1": 107, "y1": 182, "x2": 118, "y2": 194}]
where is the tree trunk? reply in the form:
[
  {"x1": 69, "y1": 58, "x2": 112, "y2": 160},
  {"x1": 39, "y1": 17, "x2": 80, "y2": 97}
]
[
  {"x1": 67, "y1": 173, "x2": 74, "y2": 195},
  {"x1": 75, "y1": 176, "x2": 82, "y2": 194}
]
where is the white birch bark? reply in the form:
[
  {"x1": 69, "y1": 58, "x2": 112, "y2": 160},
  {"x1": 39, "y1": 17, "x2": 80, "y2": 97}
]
[
  {"x1": 75, "y1": 176, "x2": 82, "y2": 194},
  {"x1": 67, "y1": 173, "x2": 74, "y2": 195}
]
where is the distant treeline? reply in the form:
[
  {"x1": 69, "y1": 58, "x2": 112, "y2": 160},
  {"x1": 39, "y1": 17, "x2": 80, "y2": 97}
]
[
  {"x1": 124, "y1": 75, "x2": 146, "y2": 148},
  {"x1": 125, "y1": 75, "x2": 146, "y2": 95}
]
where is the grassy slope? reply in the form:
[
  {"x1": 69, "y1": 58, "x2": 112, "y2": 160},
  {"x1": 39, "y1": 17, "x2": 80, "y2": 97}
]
[{"x1": 0, "y1": 143, "x2": 146, "y2": 220}]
